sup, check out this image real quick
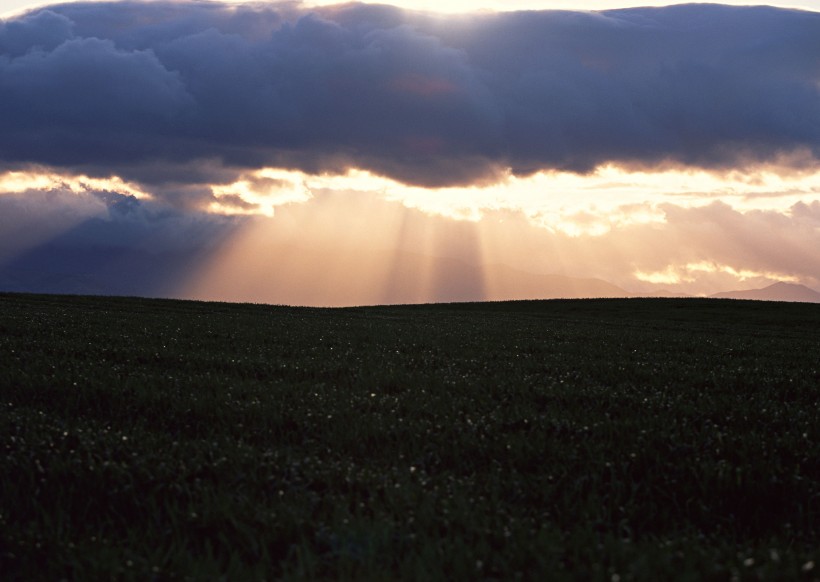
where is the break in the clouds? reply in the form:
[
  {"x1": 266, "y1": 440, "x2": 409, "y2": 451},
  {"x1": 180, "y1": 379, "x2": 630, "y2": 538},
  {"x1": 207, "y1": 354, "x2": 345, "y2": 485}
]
[
  {"x1": 6, "y1": 182, "x2": 815, "y2": 304},
  {"x1": 1, "y1": 1, "x2": 819, "y2": 193}
]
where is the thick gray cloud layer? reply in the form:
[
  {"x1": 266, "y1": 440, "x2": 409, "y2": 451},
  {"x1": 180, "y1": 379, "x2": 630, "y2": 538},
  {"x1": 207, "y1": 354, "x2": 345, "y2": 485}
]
[{"x1": 1, "y1": 1, "x2": 819, "y2": 189}]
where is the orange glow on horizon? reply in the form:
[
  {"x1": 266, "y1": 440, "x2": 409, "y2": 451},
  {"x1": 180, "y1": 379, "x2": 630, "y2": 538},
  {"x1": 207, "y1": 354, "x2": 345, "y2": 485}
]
[
  {"x1": 180, "y1": 192, "x2": 493, "y2": 306},
  {"x1": 635, "y1": 263, "x2": 802, "y2": 287},
  {"x1": 4, "y1": 163, "x2": 819, "y2": 303}
]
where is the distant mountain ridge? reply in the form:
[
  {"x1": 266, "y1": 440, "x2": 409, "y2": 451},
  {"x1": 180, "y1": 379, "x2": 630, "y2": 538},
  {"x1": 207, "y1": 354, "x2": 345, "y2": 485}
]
[
  {"x1": 632, "y1": 289, "x2": 691, "y2": 298},
  {"x1": 710, "y1": 282, "x2": 820, "y2": 303},
  {"x1": 480, "y1": 263, "x2": 630, "y2": 301}
]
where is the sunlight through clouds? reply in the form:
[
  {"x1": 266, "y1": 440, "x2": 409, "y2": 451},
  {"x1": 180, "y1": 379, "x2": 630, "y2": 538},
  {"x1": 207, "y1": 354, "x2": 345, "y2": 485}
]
[
  {"x1": 2, "y1": 1, "x2": 819, "y2": 303},
  {"x1": 210, "y1": 165, "x2": 820, "y2": 238},
  {"x1": 303, "y1": 0, "x2": 820, "y2": 14},
  {"x1": 5, "y1": 1, "x2": 820, "y2": 18},
  {"x1": 209, "y1": 169, "x2": 313, "y2": 216},
  {"x1": 0, "y1": 170, "x2": 154, "y2": 267},
  {"x1": 635, "y1": 263, "x2": 802, "y2": 288},
  {"x1": 0, "y1": 170, "x2": 149, "y2": 199}
]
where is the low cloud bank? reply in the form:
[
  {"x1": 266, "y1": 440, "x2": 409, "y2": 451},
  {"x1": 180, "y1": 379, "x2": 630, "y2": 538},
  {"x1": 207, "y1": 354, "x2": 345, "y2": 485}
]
[{"x1": 0, "y1": 188, "x2": 241, "y2": 296}]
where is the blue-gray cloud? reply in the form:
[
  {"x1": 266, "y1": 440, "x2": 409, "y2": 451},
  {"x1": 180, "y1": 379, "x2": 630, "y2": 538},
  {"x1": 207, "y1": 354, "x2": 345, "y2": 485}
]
[
  {"x1": 1, "y1": 1, "x2": 819, "y2": 190},
  {"x1": 0, "y1": 187, "x2": 241, "y2": 296}
]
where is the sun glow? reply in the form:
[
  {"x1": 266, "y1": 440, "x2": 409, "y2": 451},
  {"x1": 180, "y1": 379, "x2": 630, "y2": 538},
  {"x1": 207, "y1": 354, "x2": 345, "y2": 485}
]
[
  {"x1": 205, "y1": 164, "x2": 820, "y2": 238},
  {"x1": 5, "y1": 0, "x2": 820, "y2": 19},
  {"x1": 303, "y1": 0, "x2": 820, "y2": 14},
  {"x1": 180, "y1": 193, "x2": 489, "y2": 306},
  {"x1": 209, "y1": 168, "x2": 313, "y2": 216},
  {"x1": 635, "y1": 263, "x2": 802, "y2": 287},
  {"x1": 4, "y1": 162, "x2": 819, "y2": 304},
  {"x1": 0, "y1": 170, "x2": 150, "y2": 199},
  {"x1": 7, "y1": 162, "x2": 816, "y2": 233}
]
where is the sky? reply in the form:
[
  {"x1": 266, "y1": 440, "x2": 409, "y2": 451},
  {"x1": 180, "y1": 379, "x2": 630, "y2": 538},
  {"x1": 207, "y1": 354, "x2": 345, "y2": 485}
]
[
  {"x1": 1, "y1": 0, "x2": 819, "y2": 305},
  {"x1": 5, "y1": 0, "x2": 820, "y2": 17}
]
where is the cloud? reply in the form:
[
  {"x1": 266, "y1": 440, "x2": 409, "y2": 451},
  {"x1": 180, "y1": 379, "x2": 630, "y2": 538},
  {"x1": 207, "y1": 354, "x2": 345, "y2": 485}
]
[
  {"x1": 0, "y1": 1, "x2": 817, "y2": 193},
  {"x1": 0, "y1": 8, "x2": 73, "y2": 56},
  {"x1": 0, "y1": 186, "x2": 242, "y2": 296},
  {"x1": 521, "y1": 199, "x2": 820, "y2": 293},
  {"x1": 2, "y1": 180, "x2": 818, "y2": 303},
  {"x1": 175, "y1": 190, "x2": 820, "y2": 305}
]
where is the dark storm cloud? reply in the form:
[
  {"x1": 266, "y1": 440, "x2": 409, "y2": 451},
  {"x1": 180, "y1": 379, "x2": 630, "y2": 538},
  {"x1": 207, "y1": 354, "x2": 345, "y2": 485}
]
[
  {"x1": 1, "y1": 1, "x2": 819, "y2": 189},
  {"x1": 0, "y1": 186, "x2": 242, "y2": 296}
]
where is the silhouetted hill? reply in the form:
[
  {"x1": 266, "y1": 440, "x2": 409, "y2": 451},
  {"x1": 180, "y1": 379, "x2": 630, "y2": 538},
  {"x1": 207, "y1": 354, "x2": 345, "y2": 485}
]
[
  {"x1": 710, "y1": 282, "x2": 820, "y2": 303},
  {"x1": 632, "y1": 289, "x2": 691, "y2": 298},
  {"x1": 483, "y1": 263, "x2": 630, "y2": 301}
]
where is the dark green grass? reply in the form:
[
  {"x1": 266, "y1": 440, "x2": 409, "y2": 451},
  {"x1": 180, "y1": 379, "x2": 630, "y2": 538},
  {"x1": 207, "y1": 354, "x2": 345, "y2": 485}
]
[{"x1": 1, "y1": 292, "x2": 818, "y2": 580}]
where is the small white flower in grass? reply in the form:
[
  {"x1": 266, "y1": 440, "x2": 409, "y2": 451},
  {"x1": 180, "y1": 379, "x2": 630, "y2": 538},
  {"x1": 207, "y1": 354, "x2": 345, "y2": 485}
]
[
  {"x1": 803, "y1": 561, "x2": 815, "y2": 572},
  {"x1": 743, "y1": 558, "x2": 754, "y2": 567}
]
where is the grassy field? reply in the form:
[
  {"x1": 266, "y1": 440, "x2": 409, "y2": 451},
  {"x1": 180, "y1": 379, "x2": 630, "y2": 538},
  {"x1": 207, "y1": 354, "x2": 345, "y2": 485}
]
[{"x1": 0, "y1": 292, "x2": 818, "y2": 580}]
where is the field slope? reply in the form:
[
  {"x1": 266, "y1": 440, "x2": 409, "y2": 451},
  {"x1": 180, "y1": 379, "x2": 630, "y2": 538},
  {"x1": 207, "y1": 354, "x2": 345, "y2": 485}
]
[{"x1": 1, "y1": 293, "x2": 818, "y2": 580}]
